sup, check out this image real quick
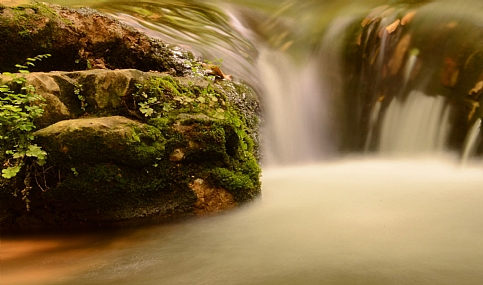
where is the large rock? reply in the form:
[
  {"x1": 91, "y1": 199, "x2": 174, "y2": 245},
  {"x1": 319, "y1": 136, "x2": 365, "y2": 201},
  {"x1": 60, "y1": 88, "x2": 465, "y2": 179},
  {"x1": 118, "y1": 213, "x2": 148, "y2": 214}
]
[
  {"x1": 0, "y1": 0, "x2": 193, "y2": 74},
  {"x1": 0, "y1": 1, "x2": 261, "y2": 230}
]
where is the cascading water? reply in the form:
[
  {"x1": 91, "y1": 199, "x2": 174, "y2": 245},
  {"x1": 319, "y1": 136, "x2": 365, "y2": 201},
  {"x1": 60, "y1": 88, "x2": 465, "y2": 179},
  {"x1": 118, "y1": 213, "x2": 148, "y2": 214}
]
[
  {"x1": 226, "y1": 0, "x2": 483, "y2": 162},
  {"x1": 257, "y1": 41, "x2": 336, "y2": 165},
  {"x1": 462, "y1": 118, "x2": 482, "y2": 164},
  {"x1": 43, "y1": 0, "x2": 482, "y2": 162},
  {"x1": 377, "y1": 90, "x2": 450, "y2": 154},
  {"x1": 5, "y1": 1, "x2": 483, "y2": 285},
  {"x1": 339, "y1": 2, "x2": 483, "y2": 159}
]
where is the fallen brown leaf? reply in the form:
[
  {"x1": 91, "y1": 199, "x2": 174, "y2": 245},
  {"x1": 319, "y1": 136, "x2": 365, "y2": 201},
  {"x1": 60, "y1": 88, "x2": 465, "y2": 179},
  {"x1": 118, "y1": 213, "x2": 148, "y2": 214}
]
[
  {"x1": 386, "y1": 19, "x2": 400, "y2": 33},
  {"x1": 401, "y1": 11, "x2": 416, "y2": 26},
  {"x1": 203, "y1": 63, "x2": 232, "y2": 80},
  {"x1": 361, "y1": 17, "x2": 371, "y2": 27}
]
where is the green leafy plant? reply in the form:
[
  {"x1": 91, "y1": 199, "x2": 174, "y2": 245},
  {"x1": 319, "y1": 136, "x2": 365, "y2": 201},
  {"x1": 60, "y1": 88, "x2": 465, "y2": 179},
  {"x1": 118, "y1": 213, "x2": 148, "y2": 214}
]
[
  {"x1": 74, "y1": 82, "x2": 87, "y2": 112},
  {"x1": 0, "y1": 54, "x2": 50, "y2": 210},
  {"x1": 133, "y1": 76, "x2": 229, "y2": 120}
]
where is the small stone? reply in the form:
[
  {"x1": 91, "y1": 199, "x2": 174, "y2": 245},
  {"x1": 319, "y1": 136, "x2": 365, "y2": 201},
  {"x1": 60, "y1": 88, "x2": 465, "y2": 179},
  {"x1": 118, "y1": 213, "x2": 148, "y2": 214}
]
[{"x1": 169, "y1": 148, "x2": 184, "y2": 161}]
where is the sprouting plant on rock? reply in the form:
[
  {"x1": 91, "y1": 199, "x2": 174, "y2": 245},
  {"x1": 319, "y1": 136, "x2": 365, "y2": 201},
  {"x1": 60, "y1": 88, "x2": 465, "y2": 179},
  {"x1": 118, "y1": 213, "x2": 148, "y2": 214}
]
[
  {"x1": 133, "y1": 76, "x2": 227, "y2": 119},
  {"x1": 74, "y1": 82, "x2": 87, "y2": 112},
  {"x1": 0, "y1": 54, "x2": 50, "y2": 210}
]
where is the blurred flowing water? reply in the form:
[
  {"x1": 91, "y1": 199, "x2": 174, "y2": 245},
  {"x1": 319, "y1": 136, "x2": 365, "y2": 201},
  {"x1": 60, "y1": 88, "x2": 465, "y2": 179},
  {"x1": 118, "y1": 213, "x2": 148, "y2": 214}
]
[{"x1": 4, "y1": 1, "x2": 483, "y2": 284}]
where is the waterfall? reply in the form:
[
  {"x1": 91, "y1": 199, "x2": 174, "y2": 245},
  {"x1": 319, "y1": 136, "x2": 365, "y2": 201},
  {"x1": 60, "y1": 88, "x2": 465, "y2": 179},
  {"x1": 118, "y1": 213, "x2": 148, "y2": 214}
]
[
  {"x1": 258, "y1": 49, "x2": 329, "y2": 165},
  {"x1": 336, "y1": 2, "x2": 483, "y2": 160},
  {"x1": 7, "y1": 2, "x2": 483, "y2": 285},
  {"x1": 43, "y1": 0, "x2": 483, "y2": 164},
  {"x1": 461, "y1": 118, "x2": 481, "y2": 164},
  {"x1": 258, "y1": 16, "x2": 358, "y2": 165},
  {"x1": 377, "y1": 91, "x2": 450, "y2": 155},
  {"x1": 253, "y1": 2, "x2": 483, "y2": 163}
]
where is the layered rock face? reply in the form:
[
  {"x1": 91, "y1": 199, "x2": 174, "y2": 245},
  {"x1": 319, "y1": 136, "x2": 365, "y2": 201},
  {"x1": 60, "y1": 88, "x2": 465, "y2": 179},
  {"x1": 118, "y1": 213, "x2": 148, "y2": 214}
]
[{"x1": 0, "y1": 1, "x2": 261, "y2": 230}]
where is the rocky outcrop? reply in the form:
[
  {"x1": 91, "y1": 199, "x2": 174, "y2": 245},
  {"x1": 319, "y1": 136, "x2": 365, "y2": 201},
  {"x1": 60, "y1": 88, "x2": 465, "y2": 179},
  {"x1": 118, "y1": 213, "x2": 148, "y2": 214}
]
[
  {"x1": 0, "y1": 0, "x2": 193, "y2": 74},
  {"x1": 0, "y1": 1, "x2": 261, "y2": 230}
]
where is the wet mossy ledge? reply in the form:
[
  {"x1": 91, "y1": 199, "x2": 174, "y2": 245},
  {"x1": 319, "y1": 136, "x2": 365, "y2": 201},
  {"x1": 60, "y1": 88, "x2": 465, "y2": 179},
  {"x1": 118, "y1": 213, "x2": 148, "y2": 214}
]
[{"x1": 0, "y1": 1, "x2": 261, "y2": 230}]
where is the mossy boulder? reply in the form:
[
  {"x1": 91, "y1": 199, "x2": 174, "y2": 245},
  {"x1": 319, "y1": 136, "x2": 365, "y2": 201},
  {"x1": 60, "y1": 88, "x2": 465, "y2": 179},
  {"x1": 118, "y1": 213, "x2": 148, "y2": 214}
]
[
  {"x1": 0, "y1": 69, "x2": 261, "y2": 230},
  {"x1": 33, "y1": 116, "x2": 166, "y2": 167},
  {"x1": 0, "y1": 1, "x2": 261, "y2": 230}
]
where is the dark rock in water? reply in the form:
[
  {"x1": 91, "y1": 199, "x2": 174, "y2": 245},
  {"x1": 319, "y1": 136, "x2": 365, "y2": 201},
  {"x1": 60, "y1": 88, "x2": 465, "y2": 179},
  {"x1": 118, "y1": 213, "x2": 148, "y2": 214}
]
[{"x1": 0, "y1": 1, "x2": 261, "y2": 231}]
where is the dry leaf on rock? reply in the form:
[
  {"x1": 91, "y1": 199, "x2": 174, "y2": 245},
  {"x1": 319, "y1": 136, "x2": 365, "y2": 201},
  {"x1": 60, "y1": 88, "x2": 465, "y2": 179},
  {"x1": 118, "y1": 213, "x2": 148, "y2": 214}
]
[
  {"x1": 386, "y1": 19, "x2": 400, "y2": 33},
  {"x1": 401, "y1": 11, "x2": 416, "y2": 26}
]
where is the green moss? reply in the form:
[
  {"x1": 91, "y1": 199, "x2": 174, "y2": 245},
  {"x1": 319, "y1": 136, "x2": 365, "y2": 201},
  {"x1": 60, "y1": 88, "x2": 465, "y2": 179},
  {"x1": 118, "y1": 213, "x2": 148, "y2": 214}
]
[
  {"x1": 133, "y1": 75, "x2": 229, "y2": 119},
  {"x1": 42, "y1": 162, "x2": 196, "y2": 220},
  {"x1": 7, "y1": 2, "x2": 71, "y2": 37},
  {"x1": 147, "y1": 117, "x2": 170, "y2": 129},
  {"x1": 210, "y1": 168, "x2": 254, "y2": 190},
  {"x1": 131, "y1": 74, "x2": 261, "y2": 203},
  {"x1": 17, "y1": 29, "x2": 30, "y2": 38},
  {"x1": 208, "y1": 154, "x2": 261, "y2": 202},
  {"x1": 135, "y1": 74, "x2": 257, "y2": 158},
  {"x1": 127, "y1": 125, "x2": 166, "y2": 167},
  {"x1": 36, "y1": 121, "x2": 166, "y2": 169},
  {"x1": 35, "y1": 2, "x2": 74, "y2": 26}
]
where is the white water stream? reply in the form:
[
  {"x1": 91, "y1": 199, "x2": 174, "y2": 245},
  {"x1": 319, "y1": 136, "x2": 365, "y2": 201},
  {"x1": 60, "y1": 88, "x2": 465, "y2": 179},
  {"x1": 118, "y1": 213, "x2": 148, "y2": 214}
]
[
  {"x1": 259, "y1": 48, "x2": 331, "y2": 165},
  {"x1": 378, "y1": 91, "x2": 450, "y2": 155}
]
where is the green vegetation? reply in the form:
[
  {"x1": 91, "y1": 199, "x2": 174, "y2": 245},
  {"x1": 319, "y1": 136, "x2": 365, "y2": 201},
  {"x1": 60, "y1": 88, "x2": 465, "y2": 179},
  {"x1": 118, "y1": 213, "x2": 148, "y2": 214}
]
[
  {"x1": 74, "y1": 82, "x2": 87, "y2": 112},
  {"x1": 134, "y1": 75, "x2": 224, "y2": 118},
  {"x1": 133, "y1": 75, "x2": 253, "y2": 155},
  {"x1": 0, "y1": 54, "x2": 50, "y2": 210},
  {"x1": 131, "y1": 74, "x2": 260, "y2": 201},
  {"x1": 0, "y1": 2, "x2": 261, "y2": 229}
]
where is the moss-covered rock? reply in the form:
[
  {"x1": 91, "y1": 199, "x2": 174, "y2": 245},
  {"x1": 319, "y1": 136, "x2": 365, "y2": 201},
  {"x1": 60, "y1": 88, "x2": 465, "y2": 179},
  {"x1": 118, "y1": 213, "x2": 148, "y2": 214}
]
[
  {"x1": 0, "y1": 69, "x2": 261, "y2": 230},
  {"x1": 33, "y1": 116, "x2": 165, "y2": 167},
  {"x1": 0, "y1": 1, "x2": 261, "y2": 230}
]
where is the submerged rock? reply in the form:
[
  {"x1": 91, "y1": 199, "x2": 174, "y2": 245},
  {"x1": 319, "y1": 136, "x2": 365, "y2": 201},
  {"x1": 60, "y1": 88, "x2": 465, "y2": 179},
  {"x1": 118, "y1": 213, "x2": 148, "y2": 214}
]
[{"x1": 0, "y1": 1, "x2": 261, "y2": 230}]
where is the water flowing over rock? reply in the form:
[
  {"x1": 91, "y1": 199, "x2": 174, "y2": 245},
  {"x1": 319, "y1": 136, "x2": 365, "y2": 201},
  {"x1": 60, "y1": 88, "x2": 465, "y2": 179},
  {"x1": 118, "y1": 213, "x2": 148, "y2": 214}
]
[
  {"x1": 336, "y1": 2, "x2": 483, "y2": 156},
  {"x1": 0, "y1": 1, "x2": 261, "y2": 230}
]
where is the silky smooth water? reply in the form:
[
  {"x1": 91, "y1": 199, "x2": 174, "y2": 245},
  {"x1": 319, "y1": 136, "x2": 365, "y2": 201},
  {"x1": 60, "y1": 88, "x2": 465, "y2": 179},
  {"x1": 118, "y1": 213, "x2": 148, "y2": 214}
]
[
  {"x1": 4, "y1": 157, "x2": 483, "y2": 285},
  {"x1": 378, "y1": 91, "x2": 450, "y2": 154}
]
